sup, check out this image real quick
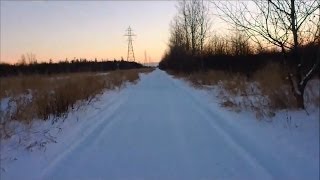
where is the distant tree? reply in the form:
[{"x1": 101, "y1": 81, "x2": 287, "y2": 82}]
[
  {"x1": 175, "y1": 0, "x2": 211, "y2": 55},
  {"x1": 27, "y1": 53, "x2": 37, "y2": 64},
  {"x1": 18, "y1": 54, "x2": 27, "y2": 65},
  {"x1": 205, "y1": 34, "x2": 230, "y2": 56},
  {"x1": 230, "y1": 30, "x2": 252, "y2": 56}
]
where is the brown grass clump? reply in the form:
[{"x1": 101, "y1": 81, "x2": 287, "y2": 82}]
[
  {"x1": 252, "y1": 63, "x2": 297, "y2": 110},
  {"x1": 0, "y1": 68, "x2": 154, "y2": 138},
  {"x1": 188, "y1": 71, "x2": 228, "y2": 87}
]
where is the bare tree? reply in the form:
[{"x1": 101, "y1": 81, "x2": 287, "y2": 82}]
[
  {"x1": 176, "y1": 0, "x2": 211, "y2": 56},
  {"x1": 214, "y1": 0, "x2": 320, "y2": 109},
  {"x1": 27, "y1": 53, "x2": 37, "y2": 64},
  {"x1": 230, "y1": 30, "x2": 252, "y2": 56},
  {"x1": 169, "y1": 15, "x2": 187, "y2": 50},
  {"x1": 18, "y1": 54, "x2": 27, "y2": 65},
  {"x1": 198, "y1": 0, "x2": 211, "y2": 54},
  {"x1": 204, "y1": 30, "x2": 252, "y2": 56}
]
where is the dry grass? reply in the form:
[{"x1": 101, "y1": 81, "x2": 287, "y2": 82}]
[
  {"x1": 168, "y1": 63, "x2": 319, "y2": 119},
  {"x1": 0, "y1": 68, "x2": 154, "y2": 138},
  {"x1": 252, "y1": 63, "x2": 297, "y2": 110}
]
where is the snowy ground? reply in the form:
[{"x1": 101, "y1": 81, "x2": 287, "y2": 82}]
[{"x1": 0, "y1": 69, "x2": 319, "y2": 179}]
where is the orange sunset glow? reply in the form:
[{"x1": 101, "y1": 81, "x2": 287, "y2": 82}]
[{"x1": 0, "y1": 1, "x2": 177, "y2": 64}]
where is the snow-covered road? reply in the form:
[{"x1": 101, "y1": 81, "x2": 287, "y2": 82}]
[{"x1": 2, "y1": 69, "x2": 319, "y2": 179}]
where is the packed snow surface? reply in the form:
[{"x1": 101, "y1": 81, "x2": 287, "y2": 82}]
[{"x1": 1, "y1": 69, "x2": 319, "y2": 179}]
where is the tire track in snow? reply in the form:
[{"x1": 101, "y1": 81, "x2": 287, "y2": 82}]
[
  {"x1": 34, "y1": 69, "x2": 294, "y2": 179},
  {"x1": 166, "y1": 71, "x2": 290, "y2": 179},
  {"x1": 39, "y1": 86, "x2": 134, "y2": 179}
]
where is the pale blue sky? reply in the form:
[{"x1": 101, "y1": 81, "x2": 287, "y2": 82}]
[{"x1": 1, "y1": 1, "x2": 178, "y2": 63}]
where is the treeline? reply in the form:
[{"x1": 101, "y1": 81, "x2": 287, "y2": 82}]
[
  {"x1": 160, "y1": 34, "x2": 319, "y2": 76},
  {"x1": 159, "y1": 0, "x2": 319, "y2": 109},
  {"x1": 0, "y1": 59, "x2": 144, "y2": 77}
]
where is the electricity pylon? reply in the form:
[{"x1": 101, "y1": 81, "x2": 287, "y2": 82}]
[
  {"x1": 144, "y1": 50, "x2": 147, "y2": 66},
  {"x1": 124, "y1": 26, "x2": 136, "y2": 62}
]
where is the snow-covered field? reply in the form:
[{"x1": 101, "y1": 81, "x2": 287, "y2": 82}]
[{"x1": 0, "y1": 69, "x2": 319, "y2": 179}]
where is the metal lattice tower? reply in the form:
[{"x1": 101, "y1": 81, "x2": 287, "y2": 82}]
[{"x1": 124, "y1": 26, "x2": 136, "y2": 62}]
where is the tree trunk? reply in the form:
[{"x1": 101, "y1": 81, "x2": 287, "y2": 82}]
[
  {"x1": 295, "y1": 86, "x2": 305, "y2": 109},
  {"x1": 288, "y1": 74, "x2": 305, "y2": 109},
  {"x1": 280, "y1": 45, "x2": 305, "y2": 109},
  {"x1": 290, "y1": 0, "x2": 306, "y2": 109}
]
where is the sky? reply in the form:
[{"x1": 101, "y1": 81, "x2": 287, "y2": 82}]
[{"x1": 0, "y1": 1, "x2": 178, "y2": 64}]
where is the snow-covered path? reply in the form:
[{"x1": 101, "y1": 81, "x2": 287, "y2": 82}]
[{"x1": 2, "y1": 69, "x2": 319, "y2": 179}]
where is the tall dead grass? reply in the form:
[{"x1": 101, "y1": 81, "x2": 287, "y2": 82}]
[
  {"x1": 0, "y1": 68, "x2": 153, "y2": 138},
  {"x1": 169, "y1": 63, "x2": 319, "y2": 119},
  {"x1": 252, "y1": 63, "x2": 297, "y2": 110}
]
